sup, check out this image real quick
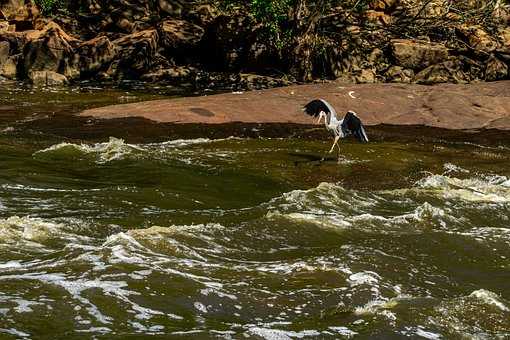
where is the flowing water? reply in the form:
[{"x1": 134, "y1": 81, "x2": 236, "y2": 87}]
[{"x1": 0, "y1": 82, "x2": 509, "y2": 339}]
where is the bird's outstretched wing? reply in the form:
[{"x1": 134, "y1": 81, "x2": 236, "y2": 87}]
[
  {"x1": 303, "y1": 99, "x2": 336, "y2": 118},
  {"x1": 341, "y1": 111, "x2": 369, "y2": 143}
]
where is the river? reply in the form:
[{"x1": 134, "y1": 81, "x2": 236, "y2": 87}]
[{"x1": 0, "y1": 81, "x2": 509, "y2": 339}]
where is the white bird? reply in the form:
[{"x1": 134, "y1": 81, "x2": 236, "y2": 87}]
[{"x1": 303, "y1": 99, "x2": 368, "y2": 158}]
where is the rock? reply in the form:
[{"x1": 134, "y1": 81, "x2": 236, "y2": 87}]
[
  {"x1": 112, "y1": 29, "x2": 159, "y2": 79},
  {"x1": 365, "y1": 10, "x2": 392, "y2": 25},
  {"x1": 158, "y1": 0, "x2": 183, "y2": 16},
  {"x1": 77, "y1": 35, "x2": 116, "y2": 76},
  {"x1": 0, "y1": 0, "x2": 39, "y2": 24},
  {"x1": 0, "y1": 54, "x2": 18, "y2": 78},
  {"x1": 391, "y1": 39, "x2": 449, "y2": 70},
  {"x1": 485, "y1": 55, "x2": 508, "y2": 81},
  {"x1": 29, "y1": 70, "x2": 68, "y2": 85},
  {"x1": 385, "y1": 65, "x2": 414, "y2": 83},
  {"x1": 414, "y1": 59, "x2": 468, "y2": 84},
  {"x1": 158, "y1": 19, "x2": 204, "y2": 51},
  {"x1": 201, "y1": 13, "x2": 257, "y2": 70},
  {"x1": 140, "y1": 66, "x2": 197, "y2": 83},
  {"x1": 457, "y1": 25, "x2": 498, "y2": 53},
  {"x1": 188, "y1": 4, "x2": 218, "y2": 26},
  {"x1": 0, "y1": 39, "x2": 8, "y2": 63},
  {"x1": 369, "y1": 0, "x2": 396, "y2": 11},
  {"x1": 23, "y1": 22, "x2": 80, "y2": 79},
  {"x1": 355, "y1": 68, "x2": 377, "y2": 83},
  {"x1": 498, "y1": 27, "x2": 510, "y2": 50}
]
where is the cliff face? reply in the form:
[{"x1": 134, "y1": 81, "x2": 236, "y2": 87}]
[{"x1": 0, "y1": 0, "x2": 509, "y2": 89}]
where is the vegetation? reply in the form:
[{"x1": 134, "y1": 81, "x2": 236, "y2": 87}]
[{"x1": 35, "y1": 0, "x2": 66, "y2": 15}]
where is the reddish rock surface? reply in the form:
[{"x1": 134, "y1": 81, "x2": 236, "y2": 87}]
[{"x1": 80, "y1": 81, "x2": 510, "y2": 130}]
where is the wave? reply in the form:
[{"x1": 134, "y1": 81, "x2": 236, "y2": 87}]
[
  {"x1": 430, "y1": 289, "x2": 510, "y2": 338},
  {"x1": 33, "y1": 136, "x2": 243, "y2": 164},
  {"x1": 0, "y1": 216, "x2": 95, "y2": 250}
]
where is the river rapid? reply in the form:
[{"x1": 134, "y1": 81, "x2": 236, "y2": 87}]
[{"x1": 0, "y1": 82, "x2": 509, "y2": 339}]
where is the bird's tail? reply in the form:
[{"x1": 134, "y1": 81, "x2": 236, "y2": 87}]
[{"x1": 354, "y1": 125, "x2": 369, "y2": 143}]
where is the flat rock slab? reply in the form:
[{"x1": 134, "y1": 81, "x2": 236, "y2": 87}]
[{"x1": 80, "y1": 81, "x2": 510, "y2": 130}]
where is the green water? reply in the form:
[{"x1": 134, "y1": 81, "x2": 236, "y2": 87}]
[{"x1": 0, "y1": 82, "x2": 509, "y2": 339}]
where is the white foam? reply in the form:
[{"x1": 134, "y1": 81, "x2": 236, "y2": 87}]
[
  {"x1": 469, "y1": 289, "x2": 509, "y2": 312},
  {"x1": 247, "y1": 327, "x2": 321, "y2": 339},
  {"x1": 329, "y1": 326, "x2": 358, "y2": 337},
  {"x1": 416, "y1": 174, "x2": 510, "y2": 203},
  {"x1": 34, "y1": 137, "x2": 143, "y2": 163}
]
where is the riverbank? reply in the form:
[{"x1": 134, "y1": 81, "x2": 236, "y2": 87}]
[{"x1": 80, "y1": 81, "x2": 510, "y2": 131}]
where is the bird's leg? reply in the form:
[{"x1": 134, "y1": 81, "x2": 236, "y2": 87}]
[
  {"x1": 336, "y1": 141, "x2": 342, "y2": 163},
  {"x1": 329, "y1": 136, "x2": 340, "y2": 153}
]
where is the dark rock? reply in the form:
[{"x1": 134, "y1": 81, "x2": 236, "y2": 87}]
[
  {"x1": 158, "y1": 19, "x2": 204, "y2": 52},
  {"x1": 485, "y1": 55, "x2": 508, "y2": 81},
  {"x1": 112, "y1": 29, "x2": 159, "y2": 79},
  {"x1": 140, "y1": 65, "x2": 197, "y2": 83},
  {"x1": 77, "y1": 35, "x2": 116, "y2": 77}
]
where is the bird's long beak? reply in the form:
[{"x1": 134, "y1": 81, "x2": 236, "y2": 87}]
[{"x1": 316, "y1": 114, "x2": 323, "y2": 124}]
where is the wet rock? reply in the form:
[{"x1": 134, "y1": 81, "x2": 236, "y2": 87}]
[
  {"x1": 23, "y1": 22, "x2": 80, "y2": 79},
  {"x1": 29, "y1": 70, "x2": 68, "y2": 85},
  {"x1": 112, "y1": 29, "x2": 159, "y2": 79},
  {"x1": 485, "y1": 55, "x2": 508, "y2": 81},
  {"x1": 77, "y1": 36, "x2": 117, "y2": 77},
  {"x1": 391, "y1": 39, "x2": 449, "y2": 70}
]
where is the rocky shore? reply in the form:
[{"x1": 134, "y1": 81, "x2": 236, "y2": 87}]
[
  {"x1": 80, "y1": 80, "x2": 510, "y2": 130},
  {"x1": 0, "y1": 0, "x2": 509, "y2": 88}
]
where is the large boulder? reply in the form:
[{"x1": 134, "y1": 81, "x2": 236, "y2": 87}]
[
  {"x1": 112, "y1": 29, "x2": 159, "y2": 79},
  {"x1": 391, "y1": 39, "x2": 449, "y2": 70},
  {"x1": 22, "y1": 22, "x2": 80, "y2": 79},
  {"x1": 77, "y1": 35, "x2": 116, "y2": 77}
]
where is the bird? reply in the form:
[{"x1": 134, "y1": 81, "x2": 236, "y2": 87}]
[{"x1": 302, "y1": 99, "x2": 368, "y2": 160}]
